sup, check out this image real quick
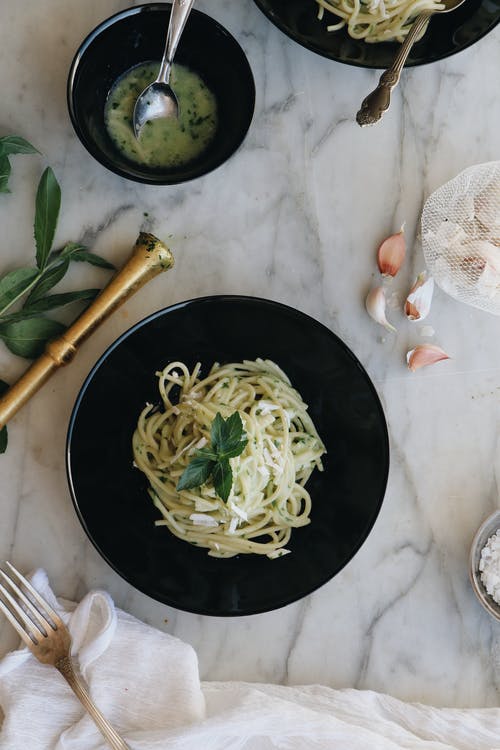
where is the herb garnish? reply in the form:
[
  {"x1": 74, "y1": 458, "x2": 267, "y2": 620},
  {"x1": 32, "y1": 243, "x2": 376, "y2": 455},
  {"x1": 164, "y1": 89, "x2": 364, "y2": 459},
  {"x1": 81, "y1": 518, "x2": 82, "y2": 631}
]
[
  {"x1": 0, "y1": 135, "x2": 115, "y2": 453},
  {"x1": 177, "y1": 412, "x2": 248, "y2": 502}
]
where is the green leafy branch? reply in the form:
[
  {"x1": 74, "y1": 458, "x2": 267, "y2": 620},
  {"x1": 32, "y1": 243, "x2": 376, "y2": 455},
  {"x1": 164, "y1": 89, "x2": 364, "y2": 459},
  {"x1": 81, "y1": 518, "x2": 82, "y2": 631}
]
[
  {"x1": 0, "y1": 135, "x2": 39, "y2": 194},
  {"x1": 0, "y1": 135, "x2": 115, "y2": 453},
  {"x1": 177, "y1": 412, "x2": 248, "y2": 502}
]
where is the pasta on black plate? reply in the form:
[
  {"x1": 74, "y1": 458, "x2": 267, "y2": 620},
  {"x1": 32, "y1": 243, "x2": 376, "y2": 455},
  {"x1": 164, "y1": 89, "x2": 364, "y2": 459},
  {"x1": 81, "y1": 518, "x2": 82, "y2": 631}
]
[{"x1": 133, "y1": 359, "x2": 326, "y2": 558}]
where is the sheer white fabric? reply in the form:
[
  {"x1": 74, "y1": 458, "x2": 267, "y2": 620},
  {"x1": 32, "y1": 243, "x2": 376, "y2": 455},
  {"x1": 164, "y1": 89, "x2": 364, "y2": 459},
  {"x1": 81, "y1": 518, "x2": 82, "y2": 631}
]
[{"x1": 0, "y1": 571, "x2": 499, "y2": 750}]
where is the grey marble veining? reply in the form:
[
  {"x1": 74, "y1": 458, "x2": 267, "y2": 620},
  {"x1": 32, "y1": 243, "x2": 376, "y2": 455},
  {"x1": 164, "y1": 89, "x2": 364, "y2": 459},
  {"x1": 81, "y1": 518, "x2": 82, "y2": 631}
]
[{"x1": 0, "y1": 0, "x2": 499, "y2": 709}]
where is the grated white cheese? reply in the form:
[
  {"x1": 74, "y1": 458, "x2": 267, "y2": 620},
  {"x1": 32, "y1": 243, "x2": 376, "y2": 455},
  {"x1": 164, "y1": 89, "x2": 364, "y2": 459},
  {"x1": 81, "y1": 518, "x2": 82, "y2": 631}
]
[
  {"x1": 229, "y1": 502, "x2": 248, "y2": 522},
  {"x1": 189, "y1": 513, "x2": 219, "y2": 528},
  {"x1": 479, "y1": 528, "x2": 500, "y2": 604}
]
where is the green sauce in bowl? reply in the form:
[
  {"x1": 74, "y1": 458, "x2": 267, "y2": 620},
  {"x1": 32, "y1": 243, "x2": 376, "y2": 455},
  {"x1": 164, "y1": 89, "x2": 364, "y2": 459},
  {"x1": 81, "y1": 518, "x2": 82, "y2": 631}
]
[{"x1": 104, "y1": 62, "x2": 217, "y2": 169}]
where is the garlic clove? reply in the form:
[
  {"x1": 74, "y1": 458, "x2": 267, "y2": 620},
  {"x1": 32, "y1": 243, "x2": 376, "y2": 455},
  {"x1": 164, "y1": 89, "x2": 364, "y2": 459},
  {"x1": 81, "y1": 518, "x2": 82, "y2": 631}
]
[
  {"x1": 406, "y1": 344, "x2": 450, "y2": 372},
  {"x1": 377, "y1": 225, "x2": 406, "y2": 277},
  {"x1": 365, "y1": 287, "x2": 396, "y2": 333},
  {"x1": 404, "y1": 272, "x2": 434, "y2": 321}
]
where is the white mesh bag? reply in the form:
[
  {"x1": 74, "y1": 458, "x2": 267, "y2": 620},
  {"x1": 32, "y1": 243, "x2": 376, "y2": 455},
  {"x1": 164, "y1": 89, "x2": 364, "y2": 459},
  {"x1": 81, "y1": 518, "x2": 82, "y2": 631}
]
[{"x1": 421, "y1": 161, "x2": 500, "y2": 315}]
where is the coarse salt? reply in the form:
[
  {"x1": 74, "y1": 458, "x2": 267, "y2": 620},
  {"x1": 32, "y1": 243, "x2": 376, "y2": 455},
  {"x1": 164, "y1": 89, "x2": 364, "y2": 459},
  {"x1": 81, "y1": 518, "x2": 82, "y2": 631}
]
[{"x1": 479, "y1": 528, "x2": 500, "y2": 604}]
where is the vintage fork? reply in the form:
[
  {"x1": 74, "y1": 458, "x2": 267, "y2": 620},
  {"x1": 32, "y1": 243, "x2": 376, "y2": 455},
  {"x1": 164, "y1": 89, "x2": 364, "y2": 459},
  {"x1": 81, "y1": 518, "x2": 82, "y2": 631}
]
[{"x1": 0, "y1": 562, "x2": 130, "y2": 750}]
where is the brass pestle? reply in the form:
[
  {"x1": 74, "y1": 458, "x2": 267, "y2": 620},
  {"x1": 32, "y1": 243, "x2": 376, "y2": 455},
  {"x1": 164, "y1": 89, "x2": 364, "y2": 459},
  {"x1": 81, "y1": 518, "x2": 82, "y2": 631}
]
[{"x1": 0, "y1": 232, "x2": 174, "y2": 430}]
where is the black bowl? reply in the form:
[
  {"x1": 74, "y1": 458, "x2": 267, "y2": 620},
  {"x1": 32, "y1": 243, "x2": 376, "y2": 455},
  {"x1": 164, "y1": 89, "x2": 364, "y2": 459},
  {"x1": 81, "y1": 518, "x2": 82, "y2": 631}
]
[
  {"x1": 66, "y1": 296, "x2": 389, "y2": 616},
  {"x1": 67, "y1": 4, "x2": 255, "y2": 184},
  {"x1": 254, "y1": 0, "x2": 500, "y2": 69}
]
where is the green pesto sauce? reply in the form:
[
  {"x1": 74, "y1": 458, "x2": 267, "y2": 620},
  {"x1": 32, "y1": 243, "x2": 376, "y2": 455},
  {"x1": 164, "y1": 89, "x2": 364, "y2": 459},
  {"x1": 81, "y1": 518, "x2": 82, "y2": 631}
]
[{"x1": 104, "y1": 61, "x2": 218, "y2": 169}]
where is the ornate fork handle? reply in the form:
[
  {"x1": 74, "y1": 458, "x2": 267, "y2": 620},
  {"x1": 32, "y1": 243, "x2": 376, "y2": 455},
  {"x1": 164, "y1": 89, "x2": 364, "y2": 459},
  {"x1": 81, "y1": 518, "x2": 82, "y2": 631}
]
[
  {"x1": 57, "y1": 657, "x2": 131, "y2": 750},
  {"x1": 356, "y1": 11, "x2": 432, "y2": 127}
]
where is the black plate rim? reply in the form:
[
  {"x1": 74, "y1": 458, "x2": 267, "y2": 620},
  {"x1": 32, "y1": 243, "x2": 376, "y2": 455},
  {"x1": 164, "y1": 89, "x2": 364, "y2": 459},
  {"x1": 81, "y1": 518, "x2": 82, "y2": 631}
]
[
  {"x1": 66, "y1": 295, "x2": 390, "y2": 616},
  {"x1": 253, "y1": 0, "x2": 500, "y2": 69}
]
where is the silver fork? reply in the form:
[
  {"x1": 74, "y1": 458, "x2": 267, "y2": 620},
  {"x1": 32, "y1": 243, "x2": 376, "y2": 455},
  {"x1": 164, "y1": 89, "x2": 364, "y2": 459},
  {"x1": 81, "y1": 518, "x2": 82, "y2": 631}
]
[{"x1": 0, "y1": 562, "x2": 130, "y2": 750}]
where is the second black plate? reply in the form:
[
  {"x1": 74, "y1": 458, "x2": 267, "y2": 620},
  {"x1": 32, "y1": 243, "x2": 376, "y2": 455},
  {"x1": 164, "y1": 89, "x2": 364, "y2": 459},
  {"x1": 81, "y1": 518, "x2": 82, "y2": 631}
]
[
  {"x1": 66, "y1": 297, "x2": 389, "y2": 616},
  {"x1": 254, "y1": 0, "x2": 500, "y2": 69}
]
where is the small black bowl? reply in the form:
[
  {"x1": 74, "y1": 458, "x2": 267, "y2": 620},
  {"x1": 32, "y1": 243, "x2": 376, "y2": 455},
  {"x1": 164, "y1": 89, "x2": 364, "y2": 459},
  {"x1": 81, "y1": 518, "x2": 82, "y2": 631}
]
[{"x1": 67, "y1": 4, "x2": 255, "y2": 184}]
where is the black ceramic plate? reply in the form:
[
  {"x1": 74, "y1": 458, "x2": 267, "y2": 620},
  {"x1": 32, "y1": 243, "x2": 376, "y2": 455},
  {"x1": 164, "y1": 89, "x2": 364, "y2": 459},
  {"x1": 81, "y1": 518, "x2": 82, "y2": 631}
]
[
  {"x1": 254, "y1": 0, "x2": 500, "y2": 68},
  {"x1": 66, "y1": 297, "x2": 389, "y2": 616}
]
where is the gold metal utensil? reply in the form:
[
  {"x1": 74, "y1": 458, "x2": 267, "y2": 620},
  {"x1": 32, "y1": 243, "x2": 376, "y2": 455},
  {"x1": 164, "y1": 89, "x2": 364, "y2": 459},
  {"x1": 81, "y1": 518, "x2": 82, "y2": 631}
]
[
  {"x1": 0, "y1": 562, "x2": 130, "y2": 750},
  {"x1": 0, "y1": 232, "x2": 174, "y2": 430},
  {"x1": 356, "y1": 0, "x2": 466, "y2": 127}
]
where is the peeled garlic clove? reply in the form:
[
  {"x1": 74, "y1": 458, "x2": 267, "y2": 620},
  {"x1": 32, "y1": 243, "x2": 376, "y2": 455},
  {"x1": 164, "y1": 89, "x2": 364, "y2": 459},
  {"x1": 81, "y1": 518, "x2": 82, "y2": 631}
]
[
  {"x1": 366, "y1": 287, "x2": 396, "y2": 333},
  {"x1": 377, "y1": 225, "x2": 406, "y2": 277},
  {"x1": 404, "y1": 272, "x2": 434, "y2": 321},
  {"x1": 406, "y1": 345, "x2": 449, "y2": 372}
]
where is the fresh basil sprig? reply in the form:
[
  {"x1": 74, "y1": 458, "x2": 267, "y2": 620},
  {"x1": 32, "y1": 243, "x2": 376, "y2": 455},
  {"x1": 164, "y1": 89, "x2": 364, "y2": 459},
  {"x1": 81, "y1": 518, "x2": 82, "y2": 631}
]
[
  {"x1": 177, "y1": 412, "x2": 248, "y2": 502},
  {"x1": 0, "y1": 139, "x2": 115, "y2": 453}
]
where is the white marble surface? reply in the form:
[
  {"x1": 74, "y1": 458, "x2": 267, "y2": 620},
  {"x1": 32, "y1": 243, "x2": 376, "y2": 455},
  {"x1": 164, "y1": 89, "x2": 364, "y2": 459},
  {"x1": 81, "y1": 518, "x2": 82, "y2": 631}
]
[{"x1": 0, "y1": 0, "x2": 499, "y2": 710}]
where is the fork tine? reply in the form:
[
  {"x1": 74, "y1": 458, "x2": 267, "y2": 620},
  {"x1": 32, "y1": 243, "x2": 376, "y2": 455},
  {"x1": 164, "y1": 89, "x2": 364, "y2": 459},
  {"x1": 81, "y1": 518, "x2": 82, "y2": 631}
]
[
  {"x1": 0, "y1": 570, "x2": 52, "y2": 635},
  {"x1": 0, "y1": 581, "x2": 40, "y2": 644},
  {"x1": 5, "y1": 562, "x2": 62, "y2": 628},
  {"x1": 0, "y1": 596, "x2": 35, "y2": 648}
]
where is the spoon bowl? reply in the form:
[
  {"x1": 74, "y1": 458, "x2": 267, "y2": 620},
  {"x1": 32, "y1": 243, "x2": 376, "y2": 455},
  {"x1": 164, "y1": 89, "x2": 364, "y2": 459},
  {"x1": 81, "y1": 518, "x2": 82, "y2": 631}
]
[{"x1": 133, "y1": 0, "x2": 195, "y2": 138}]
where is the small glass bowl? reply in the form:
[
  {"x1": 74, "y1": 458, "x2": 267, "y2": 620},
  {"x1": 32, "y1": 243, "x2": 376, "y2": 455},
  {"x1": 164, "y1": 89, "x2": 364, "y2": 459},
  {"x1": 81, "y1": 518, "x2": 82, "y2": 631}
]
[{"x1": 469, "y1": 509, "x2": 500, "y2": 622}]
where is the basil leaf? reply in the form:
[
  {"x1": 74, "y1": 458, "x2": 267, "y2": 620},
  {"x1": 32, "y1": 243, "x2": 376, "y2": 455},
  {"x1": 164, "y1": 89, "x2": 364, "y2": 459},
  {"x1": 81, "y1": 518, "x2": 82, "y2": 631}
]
[
  {"x1": 34, "y1": 167, "x2": 61, "y2": 270},
  {"x1": 0, "y1": 317, "x2": 65, "y2": 358},
  {"x1": 210, "y1": 412, "x2": 225, "y2": 454},
  {"x1": 0, "y1": 379, "x2": 9, "y2": 454},
  {"x1": 0, "y1": 267, "x2": 40, "y2": 314},
  {"x1": 0, "y1": 156, "x2": 11, "y2": 193},
  {"x1": 23, "y1": 288, "x2": 99, "y2": 313},
  {"x1": 177, "y1": 454, "x2": 215, "y2": 492},
  {"x1": 195, "y1": 446, "x2": 218, "y2": 461},
  {"x1": 0, "y1": 136, "x2": 39, "y2": 156},
  {"x1": 223, "y1": 411, "x2": 245, "y2": 447},
  {"x1": 212, "y1": 459, "x2": 232, "y2": 502},
  {"x1": 24, "y1": 259, "x2": 69, "y2": 304},
  {"x1": 70, "y1": 250, "x2": 115, "y2": 270},
  {"x1": 219, "y1": 438, "x2": 248, "y2": 460}
]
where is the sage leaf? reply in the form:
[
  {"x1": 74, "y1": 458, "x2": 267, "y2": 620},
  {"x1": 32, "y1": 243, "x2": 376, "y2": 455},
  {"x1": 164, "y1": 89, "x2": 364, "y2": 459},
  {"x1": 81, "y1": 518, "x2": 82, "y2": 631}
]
[
  {"x1": 0, "y1": 317, "x2": 65, "y2": 358},
  {"x1": 0, "y1": 156, "x2": 11, "y2": 193},
  {"x1": 59, "y1": 242, "x2": 87, "y2": 258},
  {"x1": 34, "y1": 167, "x2": 61, "y2": 270},
  {"x1": 70, "y1": 249, "x2": 115, "y2": 270},
  {"x1": 0, "y1": 379, "x2": 8, "y2": 454},
  {"x1": 24, "y1": 258, "x2": 69, "y2": 304},
  {"x1": 23, "y1": 288, "x2": 99, "y2": 313},
  {"x1": 177, "y1": 454, "x2": 215, "y2": 492},
  {"x1": 0, "y1": 136, "x2": 39, "y2": 156},
  {"x1": 212, "y1": 459, "x2": 232, "y2": 502},
  {"x1": 0, "y1": 267, "x2": 40, "y2": 314}
]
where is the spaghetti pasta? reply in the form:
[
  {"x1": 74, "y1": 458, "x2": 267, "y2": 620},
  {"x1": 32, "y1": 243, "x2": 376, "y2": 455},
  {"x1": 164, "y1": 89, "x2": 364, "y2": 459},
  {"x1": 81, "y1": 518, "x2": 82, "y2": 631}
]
[
  {"x1": 132, "y1": 359, "x2": 326, "y2": 558},
  {"x1": 314, "y1": 0, "x2": 444, "y2": 43}
]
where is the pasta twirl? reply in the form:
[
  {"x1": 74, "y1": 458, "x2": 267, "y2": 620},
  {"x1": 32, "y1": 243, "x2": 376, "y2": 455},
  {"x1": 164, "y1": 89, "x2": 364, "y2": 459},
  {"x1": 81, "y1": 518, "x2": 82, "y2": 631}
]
[
  {"x1": 132, "y1": 359, "x2": 326, "y2": 558},
  {"x1": 314, "y1": 0, "x2": 444, "y2": 43}
]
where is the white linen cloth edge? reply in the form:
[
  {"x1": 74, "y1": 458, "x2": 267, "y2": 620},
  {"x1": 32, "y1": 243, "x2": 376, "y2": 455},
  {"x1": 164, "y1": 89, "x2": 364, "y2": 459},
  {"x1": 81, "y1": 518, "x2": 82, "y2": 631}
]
[{"x1": 0, "y1": 569, "x2": 498, "y2": 750}]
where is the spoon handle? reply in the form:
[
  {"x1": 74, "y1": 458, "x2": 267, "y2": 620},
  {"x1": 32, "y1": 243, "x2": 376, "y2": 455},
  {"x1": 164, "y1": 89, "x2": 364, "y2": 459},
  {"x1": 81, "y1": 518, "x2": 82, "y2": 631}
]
[
  {"x1": 356, "y1": 11, "x2": 432, "y2": 127},
  {"x1": 157, "y1": 0, "x2": 196, "y2": 85}
]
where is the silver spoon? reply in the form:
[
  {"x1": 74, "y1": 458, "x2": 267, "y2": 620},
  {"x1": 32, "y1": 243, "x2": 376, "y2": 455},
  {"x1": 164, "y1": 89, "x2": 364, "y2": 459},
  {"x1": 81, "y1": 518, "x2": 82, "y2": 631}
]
[
  {"x1": 356, "y1": 0, "x2": 466, "y2": 127},
  {"x1": 133, "y1": 0, "x2": 195, "y2": 138}
]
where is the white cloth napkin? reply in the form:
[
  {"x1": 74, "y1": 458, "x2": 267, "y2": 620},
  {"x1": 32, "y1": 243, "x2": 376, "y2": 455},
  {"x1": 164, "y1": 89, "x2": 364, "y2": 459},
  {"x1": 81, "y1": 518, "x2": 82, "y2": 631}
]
[{"x1": 0, "y1": 570, "x2": 499, "y2": 750}]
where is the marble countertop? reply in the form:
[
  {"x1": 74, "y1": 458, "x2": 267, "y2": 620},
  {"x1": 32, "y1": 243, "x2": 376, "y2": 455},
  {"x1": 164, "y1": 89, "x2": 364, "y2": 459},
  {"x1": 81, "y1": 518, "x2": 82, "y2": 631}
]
[{"x1": 0, "y1": 0, "x2": 499, "y2": 710}]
